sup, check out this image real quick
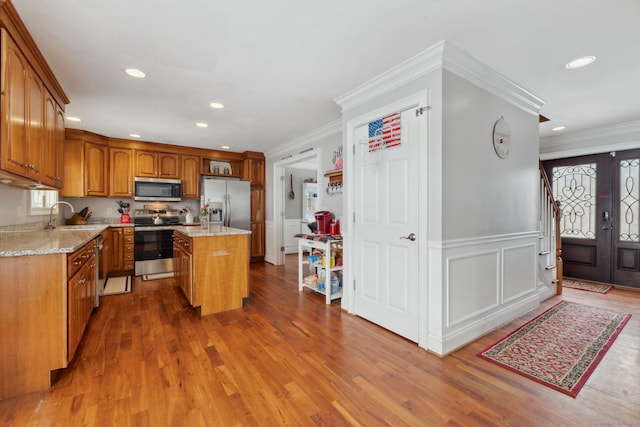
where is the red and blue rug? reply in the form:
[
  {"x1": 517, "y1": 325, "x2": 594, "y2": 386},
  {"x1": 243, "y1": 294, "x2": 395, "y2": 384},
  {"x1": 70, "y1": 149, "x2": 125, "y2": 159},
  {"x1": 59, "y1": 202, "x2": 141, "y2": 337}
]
[{"x1": 478, "y1": 300, "x2": 631, "y2": 397}]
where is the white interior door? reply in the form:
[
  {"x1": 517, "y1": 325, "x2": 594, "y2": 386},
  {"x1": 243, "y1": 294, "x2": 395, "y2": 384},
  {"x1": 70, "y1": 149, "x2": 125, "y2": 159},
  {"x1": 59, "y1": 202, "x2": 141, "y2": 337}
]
[{"x1": 353, "y1": 108, "x2": 421, "y2": 341}]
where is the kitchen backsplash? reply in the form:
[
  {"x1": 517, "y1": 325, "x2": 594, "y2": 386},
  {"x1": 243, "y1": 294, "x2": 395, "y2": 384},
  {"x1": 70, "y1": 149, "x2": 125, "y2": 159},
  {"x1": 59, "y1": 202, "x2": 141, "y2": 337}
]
[{"x1": 0, "y1": 185, "x2": 200, "y2": 227}]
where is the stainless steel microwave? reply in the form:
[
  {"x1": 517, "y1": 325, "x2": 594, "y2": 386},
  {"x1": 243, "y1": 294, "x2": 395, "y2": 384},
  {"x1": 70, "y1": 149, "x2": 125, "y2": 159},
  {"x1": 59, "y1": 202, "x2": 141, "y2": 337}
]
[{"x1": 134, "y1": 177, "x2": 182, "y2": 201}]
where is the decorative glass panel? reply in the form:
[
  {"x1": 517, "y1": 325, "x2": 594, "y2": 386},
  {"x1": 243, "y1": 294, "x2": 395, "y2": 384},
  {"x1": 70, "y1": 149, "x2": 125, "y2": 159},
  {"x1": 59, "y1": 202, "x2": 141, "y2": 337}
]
[
  {"x1": 619, "y1": 159, "x2": 640, "y2": 242},
  {"x1": 551, "y1": 164, "x2": 596, "y2": 239}
]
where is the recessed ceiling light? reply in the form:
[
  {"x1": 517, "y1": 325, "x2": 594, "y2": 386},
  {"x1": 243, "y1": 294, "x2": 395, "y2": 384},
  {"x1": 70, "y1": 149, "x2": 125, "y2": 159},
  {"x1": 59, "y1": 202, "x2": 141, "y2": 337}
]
[
  {"x1": 66, "y1": 116, "x2": 81, "y2": 122},
  {"x1": 196, "y1": 122, "x2": 208, "y2": 128},
  {"x1": 551, "y1": 126, "x2": 566, "y2": 132},
  {"x1": 129, "y1": 133, "x2": 142, "y2": 138},
  {"x1": 221, "y1": 145, "x2": 230, "y2": 150},
  {"x1": 124, "y1": 68, "x2": 146, "y2": 78},
  {"x1": 565, "y1": 56, "x2": 596, "y2": 70},
  {"x1": 210, "y1": 102, "x2": 225, "y2": 109}
]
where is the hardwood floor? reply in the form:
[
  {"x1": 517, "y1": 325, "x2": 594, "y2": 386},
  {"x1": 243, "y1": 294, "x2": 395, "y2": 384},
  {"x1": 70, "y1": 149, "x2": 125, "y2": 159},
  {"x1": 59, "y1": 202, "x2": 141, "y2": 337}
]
[{"x1": 1, "y1": 256, "x2": 638, "y2": 426}]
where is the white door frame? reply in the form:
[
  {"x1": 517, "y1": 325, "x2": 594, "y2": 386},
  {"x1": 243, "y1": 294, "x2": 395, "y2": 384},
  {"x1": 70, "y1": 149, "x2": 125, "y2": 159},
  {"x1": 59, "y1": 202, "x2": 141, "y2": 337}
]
[
  {"x1": 343, "y1": 91, "x2": 430, "y2": 349},
  {"x1": 271, "y1": 150, "x2": 321, "y2": 266}
]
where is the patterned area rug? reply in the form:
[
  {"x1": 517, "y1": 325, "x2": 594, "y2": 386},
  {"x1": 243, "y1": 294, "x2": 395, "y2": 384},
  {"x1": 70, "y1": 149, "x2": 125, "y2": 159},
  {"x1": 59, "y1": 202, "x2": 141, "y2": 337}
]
[
  {"x1": 563, "y1": 277, "x2": 613, "y2": 294},
  {"x1": 478, "y1": 300, "x2": 631, "y2": 397}
]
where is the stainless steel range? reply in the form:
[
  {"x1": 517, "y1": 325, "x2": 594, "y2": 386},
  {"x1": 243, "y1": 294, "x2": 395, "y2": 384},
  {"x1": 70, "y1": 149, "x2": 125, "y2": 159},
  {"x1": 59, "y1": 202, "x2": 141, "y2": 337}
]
[{"x1": 133, "y1": 204, "x2": 181, "y2": 277}]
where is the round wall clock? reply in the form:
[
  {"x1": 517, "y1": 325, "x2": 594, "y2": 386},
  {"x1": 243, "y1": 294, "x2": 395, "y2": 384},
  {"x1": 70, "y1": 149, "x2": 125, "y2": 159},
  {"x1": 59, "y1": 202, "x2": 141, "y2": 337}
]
[{"x1": 492, "y1": 117, "x2": 511, "y2": 159}]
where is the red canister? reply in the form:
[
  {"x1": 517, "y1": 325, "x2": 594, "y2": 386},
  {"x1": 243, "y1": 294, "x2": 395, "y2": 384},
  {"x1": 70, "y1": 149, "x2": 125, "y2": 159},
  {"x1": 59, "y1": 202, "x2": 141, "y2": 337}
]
[{"x1": 329, "y1": 219, "x2": 340, "y2": 236}]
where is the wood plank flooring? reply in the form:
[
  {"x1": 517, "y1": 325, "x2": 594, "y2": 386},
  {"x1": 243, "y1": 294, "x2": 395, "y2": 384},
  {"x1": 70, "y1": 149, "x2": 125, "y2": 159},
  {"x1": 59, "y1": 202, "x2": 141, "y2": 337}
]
[{"x1": 1, "y1": 256, "x2": 638, "y2": 426}]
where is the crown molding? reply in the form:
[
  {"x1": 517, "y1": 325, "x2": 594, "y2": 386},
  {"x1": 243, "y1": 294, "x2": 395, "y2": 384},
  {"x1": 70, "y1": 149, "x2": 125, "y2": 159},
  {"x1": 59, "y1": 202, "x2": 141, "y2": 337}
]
[
  {"x1": 265, "y1": 119, "x2": 341, "y2": 160},
  {"x1": 335, "y1": 41, "x2": 445, "y2": 112},
  {"x1": 441, "y1": 43, "x2": 545, "y2": 116},
  {"x1": 539, "y1": 120, "x2": 640, "y2": 160},
  {"x1": 334, "y1": 40, "x2": 544, "y2": 117}
]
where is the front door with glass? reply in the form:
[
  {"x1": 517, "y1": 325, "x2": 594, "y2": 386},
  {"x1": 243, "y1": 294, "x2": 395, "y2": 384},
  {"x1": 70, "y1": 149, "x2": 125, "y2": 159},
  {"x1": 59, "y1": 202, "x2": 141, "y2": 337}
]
[{"x1": 544, "y1": 149, "x2": 640, "y2": 288}]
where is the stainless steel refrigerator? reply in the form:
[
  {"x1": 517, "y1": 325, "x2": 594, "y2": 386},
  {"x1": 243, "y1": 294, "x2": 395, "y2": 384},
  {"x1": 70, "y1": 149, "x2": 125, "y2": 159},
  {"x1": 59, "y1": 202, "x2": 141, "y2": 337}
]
[{"x1": 201, "y1": 177, "x2": 251, "y2": 230}]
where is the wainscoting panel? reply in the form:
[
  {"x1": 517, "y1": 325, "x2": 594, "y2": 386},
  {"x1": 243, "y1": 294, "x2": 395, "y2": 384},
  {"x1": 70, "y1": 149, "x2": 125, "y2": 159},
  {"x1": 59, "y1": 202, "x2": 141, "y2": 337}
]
[
  {"x1": 503, "y1": 243, "x2": 537, "y2": 303},
  {"x1": 265, "y1": 220, "x2": 276, "y2": 264},
  {"x1": 429, "y1": 232, "x2": 540, "y2": 355},
  {"x1": 447, "y1": 250, "x2": 499, "y2": 327},
  {"x1": 284, "y1": 219, "x2": 302, "y2": 254}
]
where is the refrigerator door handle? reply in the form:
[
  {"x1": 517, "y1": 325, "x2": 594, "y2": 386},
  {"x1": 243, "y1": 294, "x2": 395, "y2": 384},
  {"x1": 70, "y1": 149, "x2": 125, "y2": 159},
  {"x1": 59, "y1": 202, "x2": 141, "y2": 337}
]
[{"x1": 225, "y1": 194, "x2": 231, "y2": 227}]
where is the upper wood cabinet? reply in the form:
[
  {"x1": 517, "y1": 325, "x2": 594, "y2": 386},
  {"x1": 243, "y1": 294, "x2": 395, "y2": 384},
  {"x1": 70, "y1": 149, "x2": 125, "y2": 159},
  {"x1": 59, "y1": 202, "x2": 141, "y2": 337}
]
[
  {"x1": 86, "y1": 143, "x2": 108, "y2": 196},
  {"x1": 1, "y1": 32, "x2": 32, "y2": 179},
  {"x1": 135, "y1": 150, "x2": 179, "y2": 178},
  {"x1": 109, "y1": 147, "x2": 134, "y2": 198},
  {"x1": 181, "y1": 154, "x2": 200, "y2": 199},
  {"x1": 60, "y1": 137, "x2": 108, "y2": 197},
  {"x1": 242, "y1": 152, "x2": 265, "y2": 187},
  {"x1": 0, "y1": 25, "x2": 68, "y2": 189}
]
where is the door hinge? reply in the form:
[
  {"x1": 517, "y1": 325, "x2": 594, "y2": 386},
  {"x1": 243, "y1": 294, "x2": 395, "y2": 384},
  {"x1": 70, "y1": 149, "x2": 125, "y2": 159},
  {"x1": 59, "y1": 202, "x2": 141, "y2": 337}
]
[
  {"x1": 280, "y1": 246, "x2": 285, "y2": 252},
  {"x1": 415, "y1": 106, "x2": 431, "y2": 116},
  {"x1": 353, "y1": 212, "x2": 355, "y2": 223},
  {"x1": 353, "y1": 144, "x2": 355, "y2": 155},
  {"x1": 353, "y1": 279, "x2": 356, "y2": 290}
]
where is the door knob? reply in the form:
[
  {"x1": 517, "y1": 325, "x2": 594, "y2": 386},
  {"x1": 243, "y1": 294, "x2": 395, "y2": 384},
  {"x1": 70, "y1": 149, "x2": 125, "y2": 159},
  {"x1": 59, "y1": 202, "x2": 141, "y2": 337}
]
[{"x1": 400, "y1": 233, "x2": 416, "y2": 241}]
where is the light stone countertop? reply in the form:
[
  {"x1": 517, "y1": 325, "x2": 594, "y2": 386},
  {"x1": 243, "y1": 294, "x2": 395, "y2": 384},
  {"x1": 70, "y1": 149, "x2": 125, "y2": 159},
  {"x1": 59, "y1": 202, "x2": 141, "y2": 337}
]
[
  {"x1": 172, "y1": 225, "x2": 251, "y2": 238},
  {"x1": 0, "y1": 225, "x2": 110, "y2": 257},
  {"x1": 0, "y1": 224, "x2": 250, "y2": 257}
]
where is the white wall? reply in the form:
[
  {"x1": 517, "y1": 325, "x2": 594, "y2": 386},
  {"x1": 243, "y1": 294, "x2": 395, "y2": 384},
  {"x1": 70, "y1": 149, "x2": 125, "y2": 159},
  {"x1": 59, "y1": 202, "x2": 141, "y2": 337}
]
[
  {"x1": 283, "y1": 167, "x2": 315, "y2": 219},
  {"x1": 336, "y1": 41, "x2": 544, "y2": 355},
  {"x1": 441, "y1": 71, "x2": 539, "y2": 239},
  {"x1": 264, "y1": 122, "x2": 343, "y2": 264},
  {"x1": 0, "y1": 186, "x2": 45, "y2": 226}
]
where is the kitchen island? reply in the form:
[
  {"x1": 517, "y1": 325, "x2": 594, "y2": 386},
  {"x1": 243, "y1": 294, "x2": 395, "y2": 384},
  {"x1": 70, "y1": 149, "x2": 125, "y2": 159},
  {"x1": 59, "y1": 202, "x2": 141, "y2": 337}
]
[{"x1": 173, "y1": 225, "x2": 251, "y2": 316}]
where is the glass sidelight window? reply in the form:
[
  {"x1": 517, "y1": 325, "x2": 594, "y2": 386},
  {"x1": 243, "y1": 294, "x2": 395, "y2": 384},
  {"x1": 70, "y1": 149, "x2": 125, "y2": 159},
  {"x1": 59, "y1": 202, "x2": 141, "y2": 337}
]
[
  {"x1": 619, "y1": 159, "x2": 640, "y2": 242},
  {"x1": 551, "y1": 163, "x2": 597, "y2": 239}
]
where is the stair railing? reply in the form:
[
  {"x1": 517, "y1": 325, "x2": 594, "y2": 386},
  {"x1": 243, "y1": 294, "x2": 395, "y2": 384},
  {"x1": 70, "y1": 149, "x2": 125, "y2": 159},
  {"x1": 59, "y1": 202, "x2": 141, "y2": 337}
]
[{"x1": 539, "y1": 161, "x2": 563, "y2": 294}]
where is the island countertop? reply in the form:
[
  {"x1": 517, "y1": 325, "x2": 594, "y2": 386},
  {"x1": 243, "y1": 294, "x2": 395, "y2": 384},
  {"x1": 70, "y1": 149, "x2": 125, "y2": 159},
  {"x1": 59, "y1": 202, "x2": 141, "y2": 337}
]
[
  {"x1": 0, "y1": 225, "x2": 111, "y2": 257},
  {"x1": 172, "y1": 225, "x2": 251, "y2": 238}
]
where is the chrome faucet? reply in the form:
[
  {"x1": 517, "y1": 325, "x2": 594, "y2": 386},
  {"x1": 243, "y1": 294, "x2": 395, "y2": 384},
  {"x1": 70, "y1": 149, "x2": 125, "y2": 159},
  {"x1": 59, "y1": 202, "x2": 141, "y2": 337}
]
[{"x1": 47, "y1": 201, "x2": 75, "y2": 229}]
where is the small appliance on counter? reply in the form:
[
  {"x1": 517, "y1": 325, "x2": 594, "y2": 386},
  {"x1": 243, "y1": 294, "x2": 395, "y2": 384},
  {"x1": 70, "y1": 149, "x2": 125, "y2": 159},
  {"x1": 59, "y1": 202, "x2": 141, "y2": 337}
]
[{"x1": 314, "y1": 210, "x2": 334, "y2": 234}]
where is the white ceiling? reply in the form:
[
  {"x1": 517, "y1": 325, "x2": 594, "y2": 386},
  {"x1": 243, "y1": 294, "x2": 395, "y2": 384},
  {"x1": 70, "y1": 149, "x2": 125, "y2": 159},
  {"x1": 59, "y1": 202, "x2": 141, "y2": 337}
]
[{"x1": 12, "y1": 0, "x2": 640, "y2": 154}]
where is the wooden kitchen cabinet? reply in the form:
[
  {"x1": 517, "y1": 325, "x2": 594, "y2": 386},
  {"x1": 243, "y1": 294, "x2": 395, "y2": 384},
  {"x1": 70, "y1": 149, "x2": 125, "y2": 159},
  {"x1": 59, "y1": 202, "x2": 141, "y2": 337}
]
[
  {"x1": 242, "y1": 152, "x2": 265, "y2": 187},
  {"x1": 181, "y1": 154, "x2": 201, "y2": 199},
  {"x1": 135, "y1": 150, "x2": 179, "y2": 178},
  {"x1": 67, "y1": 239, "x2": 96, "y2": 361},
  {"x1": 173, "y1": 231, "x2": 249, "y2": 315},
  {"x1": 0, "y1": 28, "x2": 67, "y2": 189},
  {"x1": 0, "y1": 31, "x2": 45, "y2": 183},
  {"x1": 60, "y1": 137, "x2": 108, "y2": 197},
  {"x1": 0, "y1": 253, "x2": 67, "y2": 400},
  {"x1": 105, "y1": 226, "x2": 134, "y2": 276},
  {"x1": 250, "y1": 187, "x2": 265, "y2": 259},
  {"x1": 109, "y1": 147, "x2": 134, "y2": 198},
  {"x1": 41, "y1": 92, "x2": 63, "y2": 187},
  {"x1": 173, "y1": 232, "x2": 194, "y2": 304},
  {"x1": 85, "y1": 142, "x2": 108, "y2": 196}
]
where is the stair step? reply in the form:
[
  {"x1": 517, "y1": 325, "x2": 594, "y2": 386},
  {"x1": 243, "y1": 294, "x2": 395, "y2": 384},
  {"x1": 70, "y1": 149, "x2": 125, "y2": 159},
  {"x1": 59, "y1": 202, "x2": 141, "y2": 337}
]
[
  {"x1": 539, "y1": 250, "x2": 551, "y2": 255},
  {"x1": 545, "y1": 265, "x2": 556, "y2": 270}
]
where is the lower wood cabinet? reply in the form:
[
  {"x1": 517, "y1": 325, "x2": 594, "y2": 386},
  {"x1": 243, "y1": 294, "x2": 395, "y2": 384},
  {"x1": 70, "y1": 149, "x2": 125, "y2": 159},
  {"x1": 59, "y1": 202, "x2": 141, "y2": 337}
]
[
  {"x1": 173, "y1": 231, "x2": 249, "y2": 315},
  {"x1": 67, "y1": 239, "x2": 96, "y2": 361},
  {"x1": 104, "y1": 226, "x2": 134, "y2": 276},
  {"x1": 0, "y1": 236, "x2": 98, "y2": 400},
  {"x1": 173, "y1": 232, "x2": 193, "y2": 303}
]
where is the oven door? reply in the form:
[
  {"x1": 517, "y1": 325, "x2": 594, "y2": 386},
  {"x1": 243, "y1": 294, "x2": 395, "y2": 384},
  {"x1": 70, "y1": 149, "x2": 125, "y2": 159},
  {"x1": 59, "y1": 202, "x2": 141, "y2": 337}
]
[{"x1": 134, "y1": 229, "x2": 175, "y2": 276}]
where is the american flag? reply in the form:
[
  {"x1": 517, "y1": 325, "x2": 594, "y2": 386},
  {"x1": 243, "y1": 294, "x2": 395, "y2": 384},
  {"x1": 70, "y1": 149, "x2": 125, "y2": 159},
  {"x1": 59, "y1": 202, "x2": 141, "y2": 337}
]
[{"x1": 368, "y1": 112, "x2": 401, "y2": 152}]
